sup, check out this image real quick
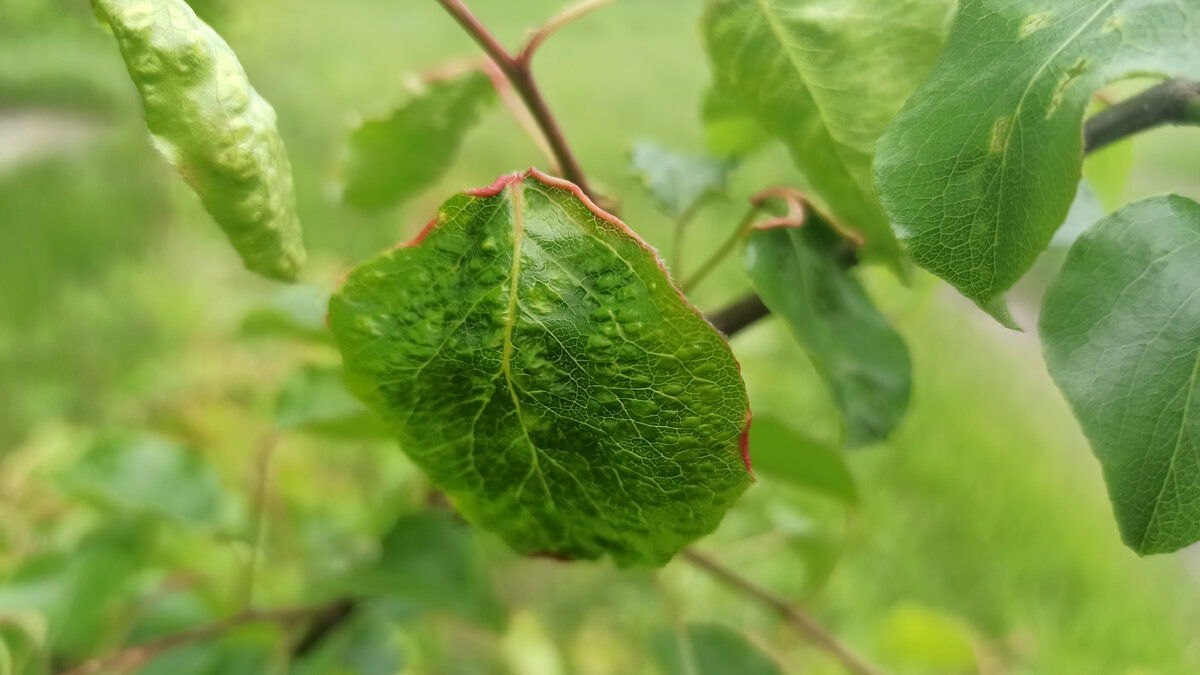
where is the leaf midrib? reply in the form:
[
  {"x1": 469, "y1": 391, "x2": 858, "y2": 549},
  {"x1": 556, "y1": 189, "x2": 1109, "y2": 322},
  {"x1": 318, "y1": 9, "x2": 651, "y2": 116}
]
[
  {"x1": 500, "y1": 182, "x2": 550, "y2": 500},
  {"x1": 1141, "y1": 339, "x2": 1200, "y2": 549},
  {"x1": 751, "y1": 0, "x2": 863, "y2": 190}
]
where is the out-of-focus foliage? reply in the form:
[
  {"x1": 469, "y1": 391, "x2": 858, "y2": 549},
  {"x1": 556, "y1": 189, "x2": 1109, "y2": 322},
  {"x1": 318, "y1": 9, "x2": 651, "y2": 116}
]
[{"x1": 2, "y1": 1, "x2": 1200, "y2": 673}]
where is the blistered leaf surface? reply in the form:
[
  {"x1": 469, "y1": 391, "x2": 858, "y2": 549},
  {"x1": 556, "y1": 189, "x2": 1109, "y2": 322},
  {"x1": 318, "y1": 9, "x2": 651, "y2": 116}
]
[
  {"x1": 342, "y1": 70, "x2": 496, "y2": 211},
  {"x1": 877, "y1": 0, "x2": 1200, "y2": 323},
  {"x1": 1041, "y1": 195, "x2": 1200, "y2": 554},
  {"x1": 745, "y1": 217, "x2": 911, "y2": 447},
  {"x1": 329, "y1": 170, "x2": 751, "y2": 566},
  {"x1": 93, "y1": 0, "x2": 306, "y2": 281},
  {"x1": 702, "y1": 0, "x2": 954, "y2": 261}
]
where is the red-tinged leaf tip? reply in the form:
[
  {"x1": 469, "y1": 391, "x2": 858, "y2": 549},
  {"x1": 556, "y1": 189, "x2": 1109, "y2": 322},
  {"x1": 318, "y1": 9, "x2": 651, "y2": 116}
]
[{"x1": 405, "y1": 215, "x2": 443, "y2": 248}]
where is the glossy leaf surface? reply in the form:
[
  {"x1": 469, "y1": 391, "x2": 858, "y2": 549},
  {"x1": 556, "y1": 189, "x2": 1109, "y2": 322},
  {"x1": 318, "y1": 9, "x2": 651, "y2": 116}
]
[
  {"x1": 342, "y1": 70, "x2": 495, "y2": 211},
  {"x1": 93, "y1": 0, "x2": 306, "y2": 281},
  {"x1": 1041, "y1": 195, "x2": 1200, "y2": 554},
  {"x1": 629, "y1": 141, "x2": 728, "y2": 218},
  {"x1": 745, "y1": 217, "x2": 912, "y2": 447},
  {"x1": 329, "y1": 170, "x2": 752, "y2": 566},
  {"x1": 877, "y1": 0, "x2": 1200, "y2": 324},
  {"x1": 702, "y1": 0, "x2": 954, "y2": 261}
]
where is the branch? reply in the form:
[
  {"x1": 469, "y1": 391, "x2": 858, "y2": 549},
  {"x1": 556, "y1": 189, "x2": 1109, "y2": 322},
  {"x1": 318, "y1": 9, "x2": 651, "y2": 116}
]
[
  {"x1": 56, "y1": 601, "x2": 347, "y2": 675},
  {"x1": 518, "y1": 0, "x2": 618, "y2": 63},
  {"x1": 434, "y1": 0, "x2": 594, "y2": 199},
  {"x1": 1084, "y1": 78, "x2": 1200, "y2": 153},
  {"x1": 681, "y1": 548, "x2": 882, "y2": 675},
  {"x1": 705, "y1": 78, "x2": 1200, "y2": 339}
]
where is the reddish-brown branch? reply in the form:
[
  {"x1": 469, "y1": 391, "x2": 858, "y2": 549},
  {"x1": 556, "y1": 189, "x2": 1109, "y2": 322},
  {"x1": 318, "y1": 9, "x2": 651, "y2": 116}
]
[
  {"x1": 434, "y1": 0, "x2": 594, "y2": 199},
  {"x1": 517, "y1": 0, "x2": 619, "y2": 64}
]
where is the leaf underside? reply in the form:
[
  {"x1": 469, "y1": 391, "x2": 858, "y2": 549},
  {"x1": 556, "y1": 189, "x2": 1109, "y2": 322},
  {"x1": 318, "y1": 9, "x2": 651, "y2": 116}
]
[
  {"x1": 629, "y1": 141, "x2": 729, "y2": 219},
  {"x1": 1041, "y1": 195, "x2": 1200, "y2": 555},
  {"x1": 94, "y1": 0, "x2": 306, "y2": 281},
  {"x1": 329, "y1": 170, "x2": 752, "y2": 567},
  {"x1": 876, "y1": 0, "x2": 1200, "y2": 324},
  {"x1": 702, "y1": 0, "x2": 955, "y2": 262},
  {"x1": 745, "y1": 217, "x2": 912, "y2": 447}
]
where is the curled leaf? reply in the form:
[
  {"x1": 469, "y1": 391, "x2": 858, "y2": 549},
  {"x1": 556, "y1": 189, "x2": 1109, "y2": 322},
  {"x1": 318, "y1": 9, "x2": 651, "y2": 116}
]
[{"x1": 94, "y1": 0, "x2": 306, "y2": 281}]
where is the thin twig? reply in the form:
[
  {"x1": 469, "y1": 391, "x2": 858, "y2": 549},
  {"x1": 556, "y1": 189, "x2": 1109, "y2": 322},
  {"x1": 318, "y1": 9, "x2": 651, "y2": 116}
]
[
  {"x1": 518, "y1": 0, "x2": 619, "y2": 63},
  {"x1": 681, "y1": 203, "x2": 762, "y2": 293},
  {"x1": 242, "y1": 431, "x2": 280, "y2": 609},
  {"x1": 483, "y1": 60, "x2": 561, "y2": 173},
  {"x1": 56, "y1": 602, "x2": 343, "y2": 675},
  {"x1": 1084, "y1": 78, "x2": 1200, "y2": 153},
  {"x1": 681, "y1": 548, "x2": 882, "y2": 675},
  {"x1": 434, "y1": 0, "x2": 594, "y2": 198}
]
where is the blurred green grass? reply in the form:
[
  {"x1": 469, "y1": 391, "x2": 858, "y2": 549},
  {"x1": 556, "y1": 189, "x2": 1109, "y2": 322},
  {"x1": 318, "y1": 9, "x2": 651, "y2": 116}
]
[{"x1": 2, "y1": 0, "x2": 1199, "y2": 673}]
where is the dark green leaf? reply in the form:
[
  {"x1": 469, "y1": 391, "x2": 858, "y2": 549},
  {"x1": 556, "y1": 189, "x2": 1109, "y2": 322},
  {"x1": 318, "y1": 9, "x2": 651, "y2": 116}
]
[
  {"x1": 745, "y1": 217, "x2": 912, "y2": 447},
  {"x1": 650, "y1": 623, "x2": 783, "y2": 675},
  {"x1": 348, "y1": 512, "x2": 505, "y2": 630},
  {"x1": 93, "y1": 0, "x2": 306, "y2": 281},
  {"x1": 342, "y1": 69, "x2": 496, "y2": 211},
  {"x1": 629, "y1": 141, "x2": 729, "y2": 218},
  {"x1": 749, "y1": 417, "x2": 858, "y2": 504},
  {"x1": 276, "y1": 365, "x2": 389, "y2": 439},
  {"x1": 59, "y1": 435, "x2": 231, "y2": 528},
  {"x1": 702, "y1": 0, "x2": 955, "y2": 261},
  {"x1": 876, "y1": 1, "x2": 1200, "y2": 324},
  {"x1": 329, "y1": 170, "x2": 752, "y2": 566},
  {"x1": 1041, "y1": 195, "x2": 1200, "y2": 554}
]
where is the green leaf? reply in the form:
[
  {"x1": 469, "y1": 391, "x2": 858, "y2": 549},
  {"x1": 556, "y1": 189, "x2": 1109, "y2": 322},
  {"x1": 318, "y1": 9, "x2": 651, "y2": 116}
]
[
  {"x1": 745, "y1": 217, "x2": 912, "y2": 447},
  {"x1": 292, "y1": 606, "x2": 405, "y2": 675},
  {"x1": 342, "y1": 70, "x2": 496, "y2": 211},
  {"x1": 629, "y1": 141, "x2": 729, "y2": 218},
  {"x1": 702, "y1": 0, "x2": 955, "y2": 261},
  {"x1": 700, "y1": 82, "x2": 771, "y2": 160},
  {"x1": 1041, "y1": 195, "x2": 1200, "y2": 555},
  {"x1": 329, "y1": 170, "x2": 752, "y2": 566},
  {"x1": 0, "y1": 524, "x2": 150, "y2": 657},
  {"x1": 876, "y1": 1, "x2": 1200, "y2": 324},
  {"x1": 93, "y1": 0, "x2": 306, "y2": 281},
  {"x1": 650, "y1": 623, "x2": 783, "y2": 675},
  {"x1": 276, "y1": 365, "x2": 389, "y2": 439},
  {"x1": 59, "y1": 435, "x2": 231, "y2": 528},
  {"x1": 348, "y1": 512, "x2": 505, "y2": 630},
  {"x1": 748, "y1": 417, "x2": 858, "y2": 504}
]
